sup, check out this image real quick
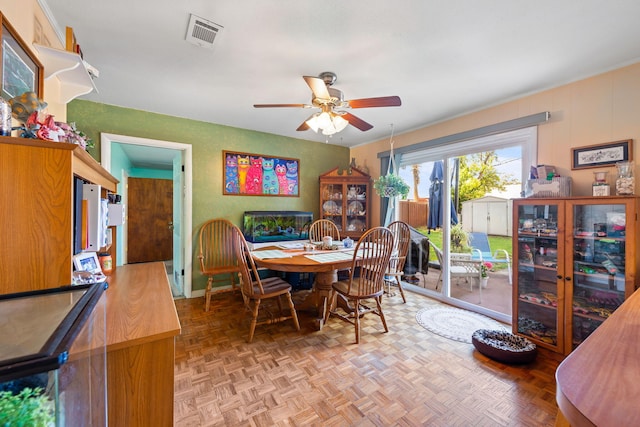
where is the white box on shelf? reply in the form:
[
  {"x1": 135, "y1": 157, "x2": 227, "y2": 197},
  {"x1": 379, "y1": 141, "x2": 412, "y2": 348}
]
[
  {"x1": 83, "y1": 184, "x2": 108, "y2": 250},
  {"x1": 107, "y1": 203, "x2": 125, "y2": 226}
]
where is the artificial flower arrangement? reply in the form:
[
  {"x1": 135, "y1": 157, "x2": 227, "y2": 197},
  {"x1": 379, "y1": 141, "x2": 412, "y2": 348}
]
[
  {"x1": 55, "y1": 121, "x2": 93, "y2": 149},
  {"x1": 481, "y1": 261, "x2": 493, "y2": 278}
]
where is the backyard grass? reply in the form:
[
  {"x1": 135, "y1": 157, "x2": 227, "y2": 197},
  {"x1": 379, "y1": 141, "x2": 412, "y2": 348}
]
[{"x1": 414, "y1": 226, "x2": 512, "y2": 270}]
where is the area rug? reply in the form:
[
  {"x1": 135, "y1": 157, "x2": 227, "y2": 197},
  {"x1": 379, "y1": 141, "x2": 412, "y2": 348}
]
[{"x1": 415, "y1": 305, "x2": 507, "y2": 343}]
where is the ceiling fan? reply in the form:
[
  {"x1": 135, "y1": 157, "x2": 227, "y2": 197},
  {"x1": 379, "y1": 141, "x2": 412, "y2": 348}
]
[{"x1": 253, "y1": 71, "x2": 401, "y2": 135}]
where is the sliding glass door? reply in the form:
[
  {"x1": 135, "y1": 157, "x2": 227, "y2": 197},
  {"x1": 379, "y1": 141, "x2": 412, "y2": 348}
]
[{"x1": 396, "y1": 127, "x2": 534, "y2": 321}]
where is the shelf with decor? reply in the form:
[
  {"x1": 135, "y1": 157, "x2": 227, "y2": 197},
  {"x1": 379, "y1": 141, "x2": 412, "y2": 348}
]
[
  {"x1": 32, "y1": 44, "x2": 98, "y2": 103},
  {"x1": 512, "y1": 196, "x2": 639, "y2": 355},
  {"x1": 319, "y1": 166, "x2": 371, "y2": 239}
]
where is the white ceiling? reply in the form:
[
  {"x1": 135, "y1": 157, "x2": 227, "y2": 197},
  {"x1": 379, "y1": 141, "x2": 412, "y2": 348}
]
[
  {"x1": 116, "y1": 143, "x2": 178, "y2": 170},
  {"x1": 41, "y1": 0, "x2": 640, "y2": 150}
]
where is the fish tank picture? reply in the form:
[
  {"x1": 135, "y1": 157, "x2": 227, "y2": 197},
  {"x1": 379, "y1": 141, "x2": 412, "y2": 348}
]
[{"x1": 243, "y1": 211, "x2": 312, "y2": 243}]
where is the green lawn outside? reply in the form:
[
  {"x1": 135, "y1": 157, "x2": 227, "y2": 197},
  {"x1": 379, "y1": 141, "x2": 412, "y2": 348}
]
[{"x1": 414, "y1": 226, "x2": 512, "y2": 271}]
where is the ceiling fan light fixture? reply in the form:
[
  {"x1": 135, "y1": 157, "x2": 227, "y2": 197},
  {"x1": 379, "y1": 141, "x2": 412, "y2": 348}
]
[
  {"x1": 324, "y1": 113, "x2": 349, "y2": 135},
  {"x1": 317, "y1": 111, "x2": 333, "y2": 130},
  {"x1": 305, "y1": 113, "x2": 321, "y2": 132},
  {"x1": 306, "y1": 111, "x2": 349, "y2": 136},
  {"x1": 332, "y1": 114, "x2": 349, "y2": 132}
]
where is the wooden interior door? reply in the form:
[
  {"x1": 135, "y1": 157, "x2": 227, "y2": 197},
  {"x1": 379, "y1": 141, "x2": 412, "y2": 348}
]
[{"x1": 128, "y1": 178, "x2": 173, "y2": 263}]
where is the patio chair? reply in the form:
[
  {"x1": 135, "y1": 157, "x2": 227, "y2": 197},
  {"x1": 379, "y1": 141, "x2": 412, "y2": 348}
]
[
  {"x1": 428, "y1": 240, "x2": 483, "y2": 303},
  {"x1": 469, "y1": 232, "x2": 512, "y2": 285}
]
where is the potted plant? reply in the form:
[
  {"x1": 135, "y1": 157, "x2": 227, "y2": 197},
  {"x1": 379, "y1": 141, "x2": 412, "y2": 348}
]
[
  {"x1": 373, "y1": 174, "x2": 410, "y2": 199},
  {"x1": 480, "y1": 261, "x2": 493, "y2": 288},
  {"x1": 450, "y1": 224, "x2": 470, "y2": 253}
]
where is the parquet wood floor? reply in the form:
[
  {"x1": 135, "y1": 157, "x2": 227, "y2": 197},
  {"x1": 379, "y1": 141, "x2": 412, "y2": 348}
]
[{"x1": 174, "y1": 289, "x2": 564, "y2": 426}]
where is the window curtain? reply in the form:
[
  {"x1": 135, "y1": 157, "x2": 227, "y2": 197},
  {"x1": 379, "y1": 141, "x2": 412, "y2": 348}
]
[{"x1": 381, "y1": 152, "x2": 403, "y2": 226}]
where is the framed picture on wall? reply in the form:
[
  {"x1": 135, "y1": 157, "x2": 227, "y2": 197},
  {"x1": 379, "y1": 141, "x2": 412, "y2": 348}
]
[
  {"x1": 223, "y1": 150, "x2": 300, "y2": 197},
  {"x1": 571, "y1": 139, "x2": 632, "y2": 170},
  {"x1": 0, "y1": 13, "x2": 44, "y2": 100}
]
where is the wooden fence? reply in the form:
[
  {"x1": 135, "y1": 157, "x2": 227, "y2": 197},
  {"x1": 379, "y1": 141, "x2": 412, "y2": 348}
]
[{"x1": 399, "y1": 199, "x2": 428, "y2": 228}]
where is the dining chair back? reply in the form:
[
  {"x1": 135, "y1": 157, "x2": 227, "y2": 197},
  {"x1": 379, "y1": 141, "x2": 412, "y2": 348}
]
[
  {"x1": 384, "y1": 221, "x2": 411, "y2": 303},
  {"x1": 232, "y1": 225, "x2": 300, "y2": 342},
  {"x1": 198, "y1": 218, "x2": 242, "y2": 311},
  {"x1": 308, "y1": 219, "x2": 341, "y2": 243},
  {"x1": 324, "y1": 226, "x2": 395, "y2": 343}
]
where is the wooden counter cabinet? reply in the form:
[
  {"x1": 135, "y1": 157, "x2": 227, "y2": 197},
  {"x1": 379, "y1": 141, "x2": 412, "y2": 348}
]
[
  {"x1": 104, "y1": 262, "x2": 181, "y2": 426},
  {"x1": 556, "y1": 287, "x2": 640, "y2": 426}
]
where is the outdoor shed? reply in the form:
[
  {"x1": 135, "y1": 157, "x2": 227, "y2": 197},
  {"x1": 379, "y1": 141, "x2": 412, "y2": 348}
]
[{"x1": 461, "y1": 195, "x2": 513, "y2": 237}]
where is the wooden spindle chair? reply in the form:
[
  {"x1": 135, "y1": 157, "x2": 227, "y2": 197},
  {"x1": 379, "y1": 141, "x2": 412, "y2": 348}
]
[
  {"x1": 323, "y1": 226, "x2": 395, "y2": 344},
  {"x1": 308, "y1": 219, "x2": 341, "y2": 243},
  {"x1": 198, "y1": 218, "x2": 242, "y2": 311},
  {"x1": 385, "y1": 220, "x2": 411, "y2": 303},
  {"x1": 231, "y1": 225, "x2": 300, "y2": 342}
]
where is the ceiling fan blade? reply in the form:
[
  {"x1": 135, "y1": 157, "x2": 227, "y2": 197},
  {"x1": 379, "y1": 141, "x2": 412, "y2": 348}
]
[
  {"x1": 347, "y1": 96, "x2": 402, "y2": 109},
  {"x1": 342, "y1": 112, "x2": 373, "y2": 131},
  {"x1": 296, "y1": 121, "x2": 310, "y2": 131},
  {"x1": 253, "y1": 103, "x2": 310, "y2": 108},
  {"x1": 303, "y1": 76, "x2": 331, "y2": 100}
]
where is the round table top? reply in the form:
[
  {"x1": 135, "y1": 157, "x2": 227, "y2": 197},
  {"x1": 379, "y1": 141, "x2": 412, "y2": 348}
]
[{"x1": 252, "y1": 248, "x2": 354, "y2": 273}]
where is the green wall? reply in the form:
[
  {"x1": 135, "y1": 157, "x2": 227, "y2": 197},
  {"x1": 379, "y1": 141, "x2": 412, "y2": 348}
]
[{"x1": 68, "y1": 100, "x2": 350, "y2": 292}]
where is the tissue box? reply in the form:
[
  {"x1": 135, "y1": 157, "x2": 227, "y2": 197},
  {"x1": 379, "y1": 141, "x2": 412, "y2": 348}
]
[
  {"x1": 525, "y1": 177, "x2": 572, "y2": 198},
  {"x1": 536, "y1": 165, "x2": 556, "y2": 179}
]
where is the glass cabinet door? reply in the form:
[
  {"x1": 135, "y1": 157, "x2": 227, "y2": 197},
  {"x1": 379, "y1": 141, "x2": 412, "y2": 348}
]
[
  {"x1": 514, "y1": 201, "x2": 563, "y2": 353},
  {"x1": 345, "y1": 183, "x2": 367, "y2": 236},
  {"x1": 320, "y1": 182, "x2": 343, "y2": 232},
  {"x1": 319, "y1": 168, "x2": 371, "y2": 239},
  {"x1": 567, "y1": 201, "x2": 628, "y2": 352}
]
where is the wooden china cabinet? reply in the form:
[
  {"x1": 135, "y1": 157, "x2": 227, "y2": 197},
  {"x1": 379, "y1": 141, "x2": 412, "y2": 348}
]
[
  {"x1": 319, "y1": 166, "x2": 371, "y2": 239},
  {"x1": 512, "y1": 196, "x2": 639, "y2": 355}
]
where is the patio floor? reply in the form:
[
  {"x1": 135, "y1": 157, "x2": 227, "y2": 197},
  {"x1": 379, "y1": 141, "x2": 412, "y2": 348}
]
[{"x1": 401, "y1": 266, "x2": 513, "y2": 317}]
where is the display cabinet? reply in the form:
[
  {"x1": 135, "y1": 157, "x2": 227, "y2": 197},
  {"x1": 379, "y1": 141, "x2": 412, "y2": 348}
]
[
  {"x1": 319, "y1": 167, "x2": 371, "y2": 239},
  {"x1": 513, "y1": 196, "x2": 639, "y2": 355}
]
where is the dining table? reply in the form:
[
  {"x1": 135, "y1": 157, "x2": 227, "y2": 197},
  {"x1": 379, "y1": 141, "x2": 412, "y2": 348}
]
[{"x1": 251, "y1": 243, "x2": 358, "y2": 330}]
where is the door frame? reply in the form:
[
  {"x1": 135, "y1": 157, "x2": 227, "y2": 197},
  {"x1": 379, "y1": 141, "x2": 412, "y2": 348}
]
[{"x1": 100, "y1": 133, "x2": 193, "y2": 298}]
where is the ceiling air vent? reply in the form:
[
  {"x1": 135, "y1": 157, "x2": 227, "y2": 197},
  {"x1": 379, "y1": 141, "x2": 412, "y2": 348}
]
[{"x1": 185, "y1": 14, "x2": 223, "y2": 49}]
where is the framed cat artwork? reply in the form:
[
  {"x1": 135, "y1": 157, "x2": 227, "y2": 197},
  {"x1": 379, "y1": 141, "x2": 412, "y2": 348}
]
[{"x1": 223, "y1": 150, "x2": 300, "y2": 197}]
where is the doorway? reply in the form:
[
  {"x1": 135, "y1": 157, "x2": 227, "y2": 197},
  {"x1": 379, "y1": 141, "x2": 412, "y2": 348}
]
[
  {"x1": 128, "y1": 177, "x2": 173, "y2": 263},
  {"x1": 100, "y1": 133, "x2": 193, "y2": 298}
]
